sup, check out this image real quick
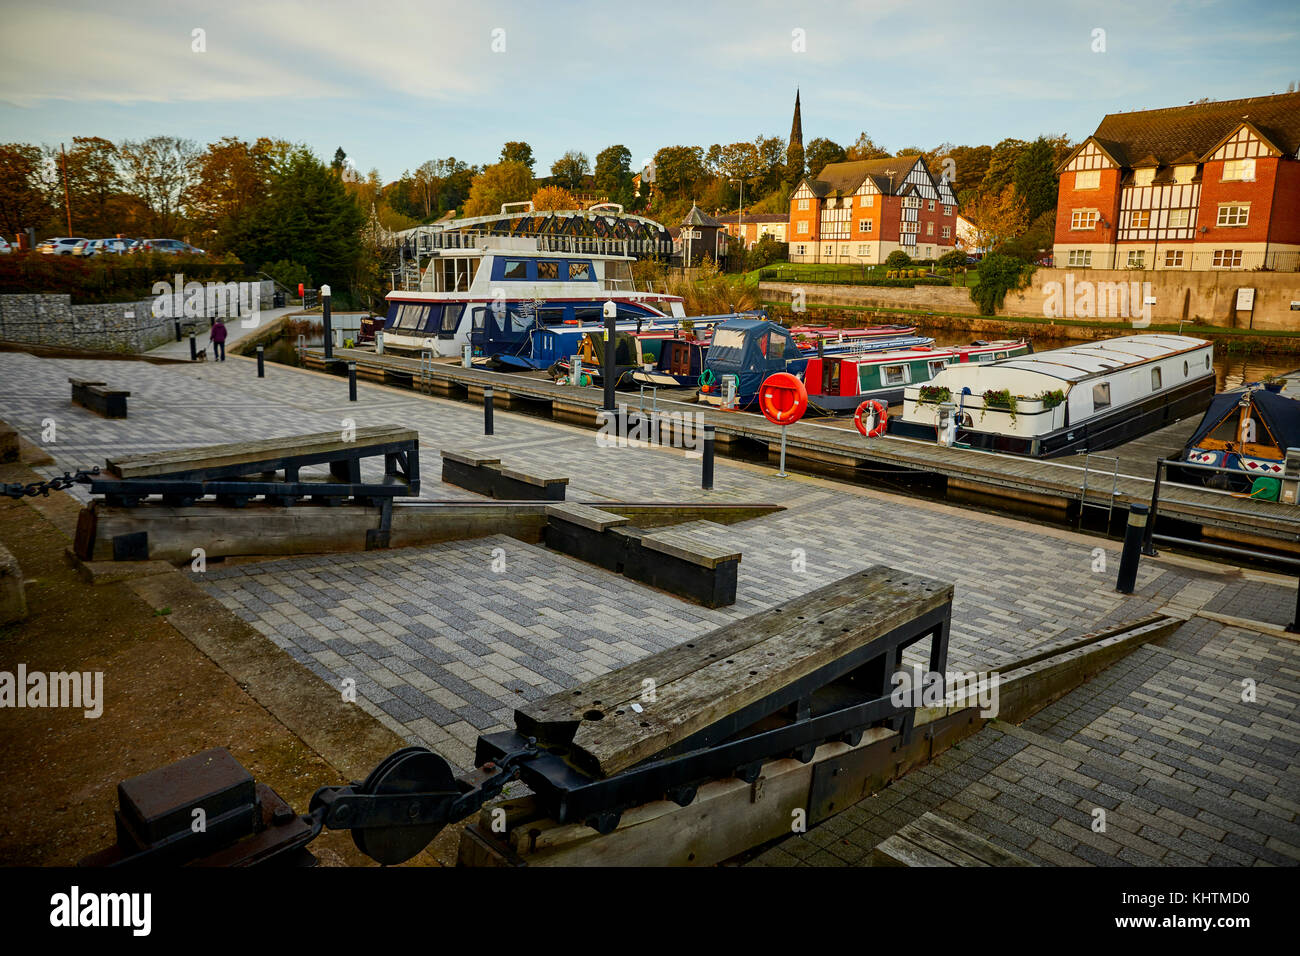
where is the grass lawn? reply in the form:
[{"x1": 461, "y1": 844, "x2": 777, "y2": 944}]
[{"x1": 742, "y1": 260, "x2": 975, "y2": 288}]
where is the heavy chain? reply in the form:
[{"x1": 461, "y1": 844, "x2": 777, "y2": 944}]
[{"x1": 1, "y1": 467, "x2": 100, "y2": 500}]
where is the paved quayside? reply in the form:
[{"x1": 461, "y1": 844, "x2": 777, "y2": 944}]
[{"x1": 1, "y1": 348, "x2": 1296, "y2": 865}]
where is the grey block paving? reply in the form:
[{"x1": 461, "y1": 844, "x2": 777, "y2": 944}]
[{"x1": 3, "y1": 351, "x2": 1297, "y2": 864}]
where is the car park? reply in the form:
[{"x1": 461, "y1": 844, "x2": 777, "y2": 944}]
[
  {"x1": 83, "y1": 238, "x2": 133, "y2": 256},
  {"x1": 0, "y1": 238, "x2": 11, "y2": 255}
]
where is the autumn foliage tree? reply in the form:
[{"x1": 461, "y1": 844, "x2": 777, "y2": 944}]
[
  {"x1": 463, "y1": 160, "x2": 534, "y2": 217},
  {"x1": 530, "y1": 185, "x2": 576, "y2": 211}
]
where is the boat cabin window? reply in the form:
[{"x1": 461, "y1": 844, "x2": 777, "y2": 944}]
[
  {"x1": 471, "y1": 307, "x2": 487, "y2": 332},
  {"x1": 538, "y1": 308, "x2": 566, "y2": 326},
  {"x1": 768, "y1": 333, "x2": 786, "y2": 360},
  {"x1": 573, "y1": 306, "x2": 603, "y2": 322},
  {"x1": 995, "y1": 352, "x2": 1008, "y2": 360},
  {"x1": 710, "y1": 328, "x2": 746, "y2": 357},
  {"x1": 1184, "y1": 360, "x2": 1190, "y2": 377},
  {"x1": 510, "y1": 304, "x2": 536, "y2": 331},
  {"x1": 391, "y1": 303, "x2": 429, "y2": 331},
  {"x1": 1151, "y1": 367, "x2": 1162, "y2": 390},
  {"x1": 1208, "y1": 413, "x2": 1244, "y2": 445},
  {"x1": 822, "y1": 358, "x2": 841, "y2": 395},
  {"x1": 606, "y1": 260, "x2": 633, "y2": 290},
  {"x1": 928, "y1": 360, "x2": 947, "y2": 378},
  {"x1": 502, "y1": 259, "x2": 529, "y2": 280},
  {"x1": 436, "y1": 257, "x2": 478, "y2": 292},
  {"x1": 1092, "y1": 383, "x2": 1111, "y2": 411},
  {"x1": 537, "y1": 260, "x2": 559, "y2": 280},
  {"x1": 441, "y1": 304, "x2": 464, "y2": 333},
  {"x1": 881, "y1": 364, "x2": 909, "y2": 386},
  {"x1": 568, "y1": 262, "x2": 592, "y2": 281}
]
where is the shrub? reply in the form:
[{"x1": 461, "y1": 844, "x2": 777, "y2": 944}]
[
  {"x1": 969, "y1": 254, "x2": 1034, "y2": 316},
  {"x1": 884, "y1": 250, "x2": 912, "y2": 269},
  {"x1": 937, "y1": 249, "x2": 967, "y2": 271}
]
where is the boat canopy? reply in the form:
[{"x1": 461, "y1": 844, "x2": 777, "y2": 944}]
[
  {"x1": 989, "y1": 334, "x2": 1207, "y2": 383},
  {"x1": 705, "y1": 319, "x2": 800, "y2": 398},
  {"x1": 1186, "y1": 387, "x2": 1300, "y2": 453}
]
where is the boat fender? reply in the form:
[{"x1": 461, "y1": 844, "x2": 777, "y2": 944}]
[
  {"x1": 854, "y1": 399, "x2": 889, "y2": 438},
  {"x1": 699, "y1": 368, "x2": 716, "y2": 388}
]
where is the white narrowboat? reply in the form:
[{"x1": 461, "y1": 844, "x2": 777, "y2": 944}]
[{"x1": 894, "y1": 334, "x2": 1215, "y2": 457}]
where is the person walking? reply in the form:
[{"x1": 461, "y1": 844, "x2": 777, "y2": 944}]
[{"x1": 211, "y1": 317, "x2": 228, "y2": 361}]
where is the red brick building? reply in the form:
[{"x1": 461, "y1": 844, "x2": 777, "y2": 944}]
[
  {"x1": 715, "y1": 213, "x2": 788, "y2": 248},
  {"x1": 788, "y1": 156, "x2": 959, "y2": 264},
  {"x1": 1054, "y1": 92, "x2": 1300, "y2": 271}
]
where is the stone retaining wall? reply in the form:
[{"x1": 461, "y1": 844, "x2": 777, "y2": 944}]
[{"x1": 0, "y1": 280, "x2": 273, "y2": 353}]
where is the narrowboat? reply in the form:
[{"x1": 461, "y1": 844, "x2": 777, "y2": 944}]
[
  {"x1": 695, "y1": 318, "x2": 932, "y2": 408},
  {"x1": 379, "y1": 234, "x2": 686, "y2": 359},
  {"x1": 1168, "y1": 380, "x2": 1300, "y2": 494},
  {"x1": 804, "y1": 340, "x2": 1031, "y2": 414},
  {"x1": 893, "y1": 334, "x2": 1215, "y2": 458}
]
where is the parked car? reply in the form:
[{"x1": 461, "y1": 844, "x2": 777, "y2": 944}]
[
  {"x1": 37, "y1": 237, "x2": 88, "y2": 255},
  {"x1": 0, "y1": 238, "x2": 11, "y2": 255},
  {"x1": 131, "y1": 238, "x2": 205, "y2": 256},
  {"x1": 83, "y1": 238, "x2": 133, "y2": 256}
]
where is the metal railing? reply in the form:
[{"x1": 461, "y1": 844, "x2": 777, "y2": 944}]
[
  {"x1": 1078, "y1": 454, "x2": 1120, "y2": 529},
  {"x1": 1063, "y1": 250, "x2": 1300, "y2": 273}
]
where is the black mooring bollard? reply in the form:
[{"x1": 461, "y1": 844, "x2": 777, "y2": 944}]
[
  {"x1": 322, "y1": 286, "x2": 333, "y2": 361},
  {"x1": 603, "y1": 313, "x2": 616, "y2": 412},
  {"x1": 348, "y1": 361, "x2": 357, "y2": 401},
  {"x1": 702, "y1": 424, "x2": 715, "y2": 490},
  {"x1": 484, "y1": 385, "x2": 494, "y2": 435},
  {"x1": 1115, "y1": 503, "x2": 1148, "y2": 594},
  {"x1": 173, "y1": 319, "x2": 182, "y2": 342},
  {"x1": 1287, "y1": 576, "x2": 1300, "y2": 634},
  {"x1": 189, "y1": 330, "x2": 197, "y2": 361},
  {"x1": 256, "y1": 345, "x2": 265, "y2": 378}
]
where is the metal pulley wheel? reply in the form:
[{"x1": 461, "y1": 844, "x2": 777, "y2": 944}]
[{"x1": 343, "y1": 746, "x2": 458, "y2": 866}]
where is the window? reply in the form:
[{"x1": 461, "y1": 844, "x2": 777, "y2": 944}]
[
  {"x1": 1068, "y1": 250, "x2": 1092, "y2": 268},
  {"x1": 902, "y1": 196, "x2": 921, "y2": 209},
  {"x1": 502, "y1": 259, "x2": 529, "y2": 280},
  {"x1": 943, "y1": 205, "x2": 954, "y2": 216},
  {"x1": 567, "y1": 262, "x2": 592, "y2": 280},
  {"x1": 1134, "y1": 168, "x2": 1155, "y2": 187},
  {"x1": 1127, "y1": 251, "x2": 1145, "y2": 268},
  {"x1": 536, "y1": 260, "x2": 559, "y2": 280},
  {"x1": 881, "y1": 364, "x2": 909, "y2": 386},
  {"x1": 440, "y1": 304, "x2": 464, "y2": 333},
  {"x1": 1212, "y1": 249, "x2": 1243, "y2": 268},
  {"x1": 768, "y1": 333, "x2": 785, "y2": 359},
  {"x1": 796, "y1": 221, "x2": 809, "y2": 234},
  {"x1": 471, "y1": 307, "x2": 487, "y2": 332},
  {"x1": 1071, "y1": 210, "x2": 1099, "y2": 229},
  {"x1": 1075, "y1": 170, "x2": 1100, "y2": 190},
  {"x1": 797, "y1": 198, "x2": 810, "y2": 210},
  {"x1": 924, "y1": 222, "x2": 933, "y2": 236},
  {"x1": 1173, "y1": 165, "x2": 1196, "y2": 184},
  {"x1": 1222, "y1": 158, "x2": 1255, "y2": 182},
  {"x1": 928, "y1": 360, "x2": 947, "y2": 377},
  {"x1": 1130, "y1": 210, "x2": 1151, "y2": 229},
  {"x1": 857, "y1": 244, "x2": 868, "y2": 255},
  {"x1": 1092, "y1": 383, "x2": 1111, "y2": 411},
  {"x1": 1164, "y1": 249, "x2": 1184, "y2": 267},
  {"x1": 794, "y1": 244, "x2": 807, "y2": 255},
  {"x1": 927, "y1": 200, "x2": 936, "y2": 211},
  {"x1": 858, "y1": 219, "x2": 873, "y2": 233},
  {"x1": 1168, "y1": 209, "x2": 1190, "y2": 229},
  {"x1": 926, "y1": 247, "x2": 933, "y2": 257},
  {"x1": 861, "y1": 195, "x2": 874, "y2": 207},
  {"x1": 1217, "y1": 204, "x2": 1249, "y2": 227},
  {"x1": 823, "y1": 245, "x2": 833, "y2": 257},
  {"x1": 1151, "y1": 367, "x2": 1162, "y2": 390},
  {"x1": 942, "y1": 226, "x2": 952, "y2": 239}
]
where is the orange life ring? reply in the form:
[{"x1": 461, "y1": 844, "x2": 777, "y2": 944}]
[
  {"x1": 759, "y1": 373, "x2": 808, "y2": 426},
  {"x1": 854, "y1": 399, "x2": 888, "y2": 438}
]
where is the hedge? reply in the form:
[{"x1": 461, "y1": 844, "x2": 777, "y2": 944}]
[{"x1": 0, "y1": 253, "x2": 254, "y2": 303}]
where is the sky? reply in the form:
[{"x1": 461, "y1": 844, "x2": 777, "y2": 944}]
[{"x1": 1, "y1": 0, "x2": 1298, "y2": 182}]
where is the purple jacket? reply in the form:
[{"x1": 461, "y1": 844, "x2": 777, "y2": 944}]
[{"x1": 210, "y1": 321, "x2": 228, "y2": 343}]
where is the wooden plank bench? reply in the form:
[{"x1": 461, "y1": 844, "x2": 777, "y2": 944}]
[
  {"x1": 542, "y1": 506, "x2": 739, "y2": 606},
  {"x1": 441, "y1": 448, "x2": 568, "y2": 501},
  {"x1": 514, "y1": 566, "x2": 953, "y2": 777},
  {"x1": 871, "y1": 812, "x2": 1031, "y2": 867},
  {"x1": 70, "y1": 378, "x2": 129, "y2": 419}
]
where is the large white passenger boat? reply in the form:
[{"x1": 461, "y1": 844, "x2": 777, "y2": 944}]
[
  {"x1": 380, "y1": 229, "x2": 685, "y2": 361},
  {"x1": 894, "y1": 334, "x2": 1215, "y2": 457}
]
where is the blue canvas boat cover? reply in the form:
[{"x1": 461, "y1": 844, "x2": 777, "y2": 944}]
[
  {"x1": 704, "y1": 318, "x2": 804, "y2": 398},
  {"x1": 1185, "y1": 386, "x2": 1300, "y2": 453}
]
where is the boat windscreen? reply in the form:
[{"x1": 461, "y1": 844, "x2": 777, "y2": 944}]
[{"x1": 710, "y1": 328, "x2": 747, "y2": 357}]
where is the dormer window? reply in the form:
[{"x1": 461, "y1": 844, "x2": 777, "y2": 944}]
[
  {"x1": 1133, "y1": 168, "x2": 1155, "y2": 187},
  {"x1": 1173, "y1": 165, "x2": 1196, "y2": 184}
]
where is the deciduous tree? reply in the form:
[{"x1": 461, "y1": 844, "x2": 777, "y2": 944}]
[{"x1": 463, "y1": 160, "x2": 534, "y2": 217}]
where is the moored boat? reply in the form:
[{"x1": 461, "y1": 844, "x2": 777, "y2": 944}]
[
  {"x1": 893, "y1": 334, "x2": 1215, "y2": 457},
  {"x1": 804, "y1": 340, "x2": 1031, "y2": 414},
  {"x1": 1168, "y1": 380, "x2": 1300, "y2": 494}
]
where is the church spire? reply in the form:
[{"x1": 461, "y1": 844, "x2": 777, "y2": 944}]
[{"x1": 790, "y1": 88, "x2": 803, "y2": 151}]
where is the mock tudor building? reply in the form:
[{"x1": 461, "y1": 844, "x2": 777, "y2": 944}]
[
  {"x1": 788, "y1": 156, "x2": 960, "y2": 264},
  {"x1": 715, "y1": 213, "x2": 788, "y2": 248},
  {"x1": 1054, "y1": 91, "x2": 1300, "y2": 271}
]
